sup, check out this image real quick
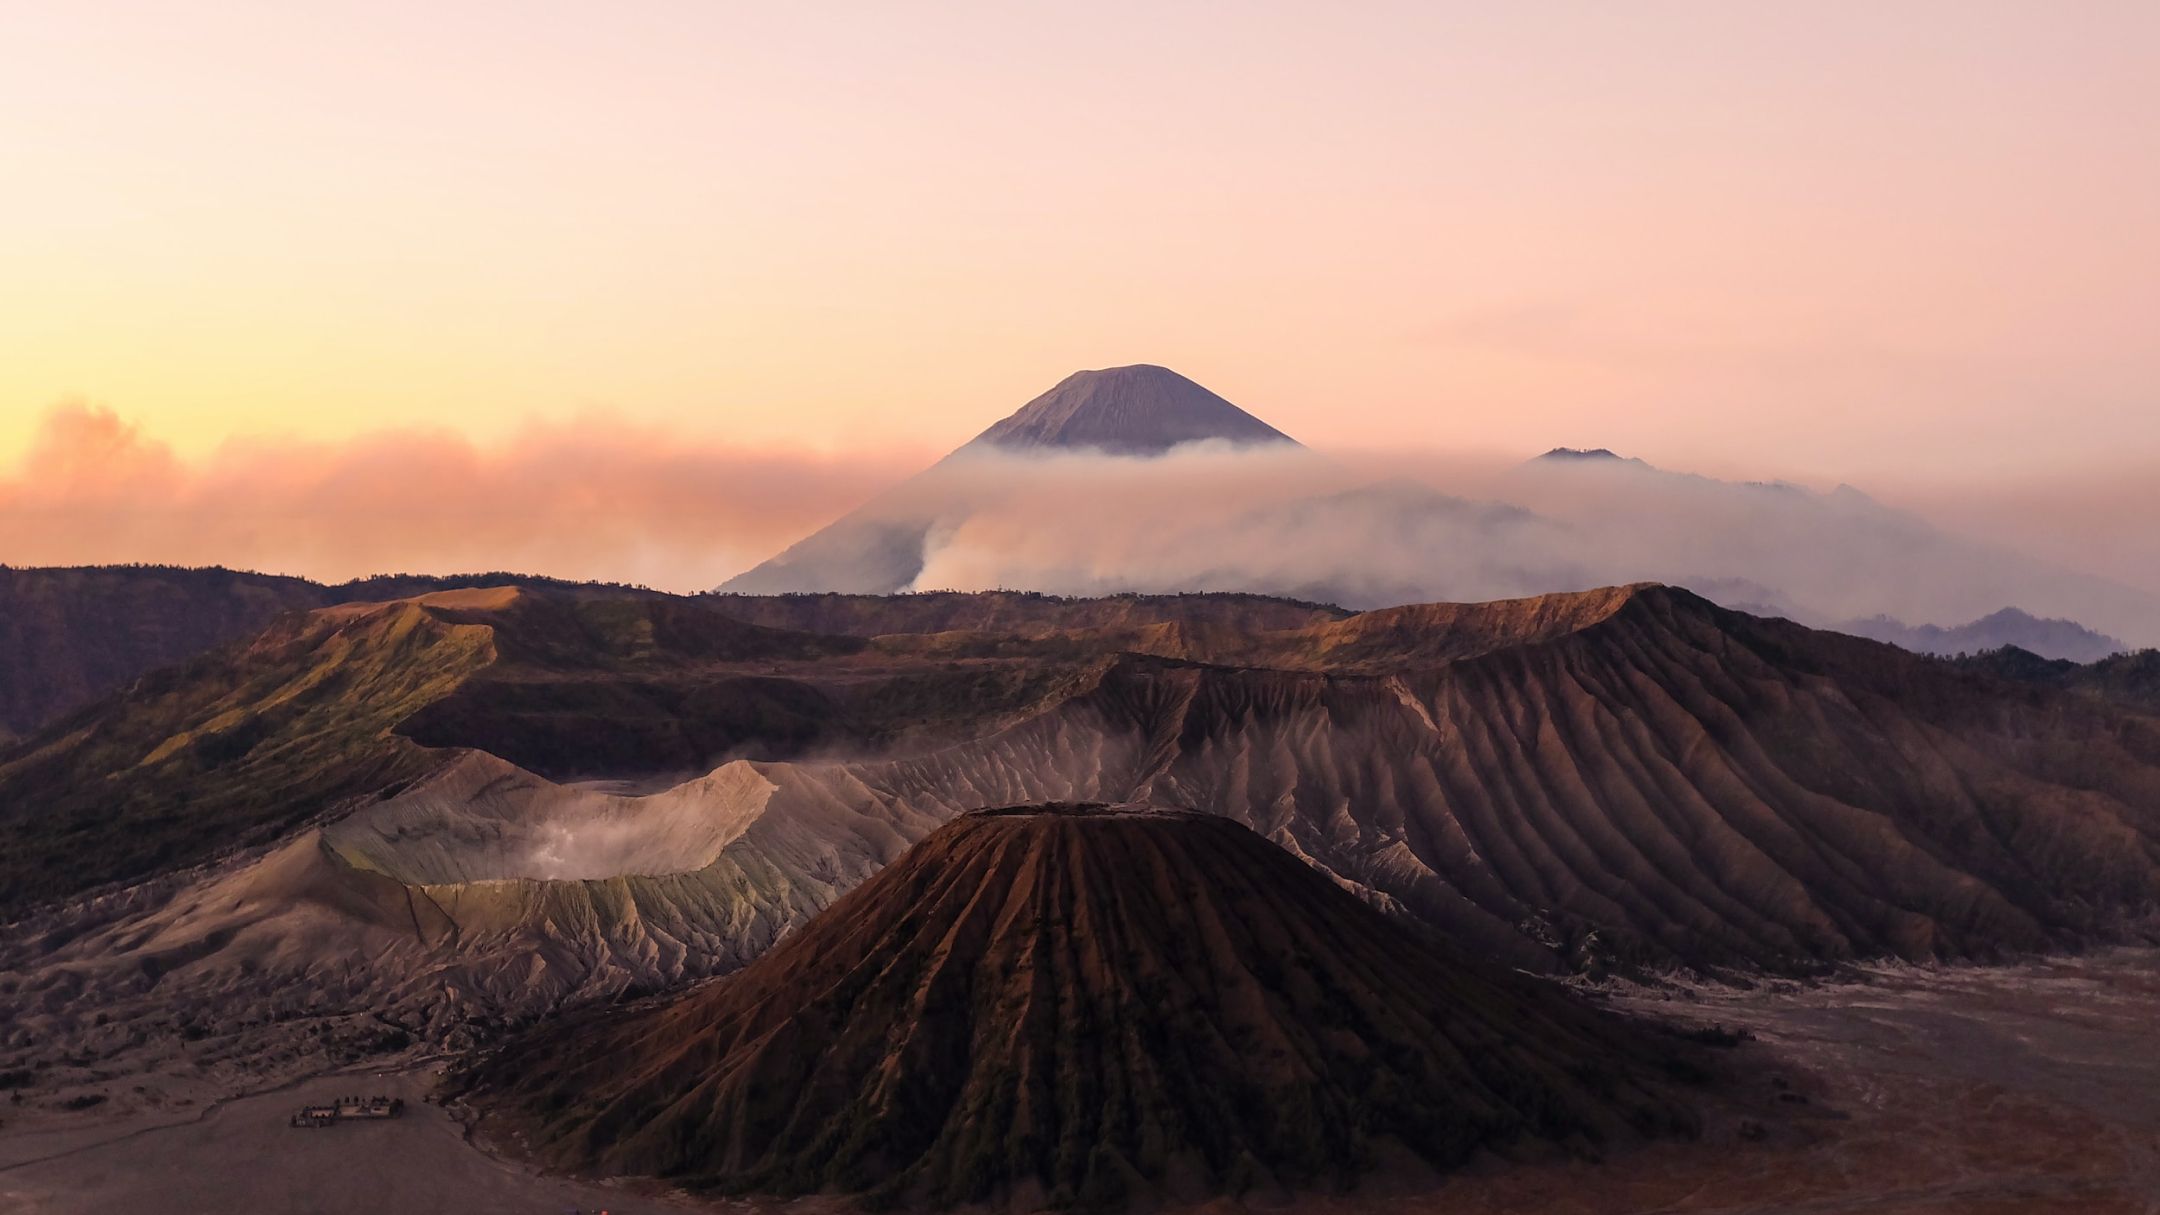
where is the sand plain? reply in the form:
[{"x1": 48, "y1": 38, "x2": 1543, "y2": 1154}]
[{"x1": 3, "y1": 950, "x2": 2155, "y2": 1214}]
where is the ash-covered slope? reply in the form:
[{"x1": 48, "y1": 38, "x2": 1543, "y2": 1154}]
[
  {"x1": 459, "y1": 806, "x2": 1700, "y2": 1209},
  {"x1": 1127, "y1": 587, "x2": 2160, "y2": 970}
]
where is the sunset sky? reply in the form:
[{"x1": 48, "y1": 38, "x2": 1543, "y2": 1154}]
[{"x1": 5, "y1": 2, "x2": 2158, "y2": 586}]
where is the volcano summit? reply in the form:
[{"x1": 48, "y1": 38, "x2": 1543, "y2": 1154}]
[{"x1": 963, "y1": 364, "x2": 1299, "y2": 455}]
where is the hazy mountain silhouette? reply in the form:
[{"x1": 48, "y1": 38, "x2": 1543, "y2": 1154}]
[{"x1": 1838, "y1": 607, "x2": 2128, "y2": 662}]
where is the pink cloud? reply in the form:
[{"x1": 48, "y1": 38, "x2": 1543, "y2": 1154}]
[{"x1": 0, "y1": 403, "x2": 925, "y2": 591}]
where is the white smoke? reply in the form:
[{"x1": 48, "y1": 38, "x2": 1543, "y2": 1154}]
[{"x1": 865, "y1": 444, "x2": 2160, "y2": 647}]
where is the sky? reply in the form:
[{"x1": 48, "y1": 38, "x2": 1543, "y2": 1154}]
[{"x1": 3, "y1": 2, "x2": 2157, "y2": 587}]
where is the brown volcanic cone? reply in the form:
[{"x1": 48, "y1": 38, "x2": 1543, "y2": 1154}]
[{"x1": 460, "y1": 805, "x2": 1702, "y2": 1209}]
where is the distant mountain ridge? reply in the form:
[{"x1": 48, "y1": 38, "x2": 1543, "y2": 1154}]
[{"x1": 1839, "y1": 607, "x2": 2128, "y2": 663}]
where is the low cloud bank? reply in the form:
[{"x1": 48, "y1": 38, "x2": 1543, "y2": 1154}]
[
  {"x1": 883, "y1": 445, "x2": 2160, "y2": 646},
  {"x1": 905, "y1": 445, "x2": 1569, "y2": 605},
  {"x1": 0, "y1": 402, "x2": 922, "y2": 591},
  {"x1": 7, "y1": 402, "x2": 2155, "y2": 647}
]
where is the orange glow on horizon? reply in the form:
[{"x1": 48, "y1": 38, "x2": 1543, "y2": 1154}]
[{"x1": 3, "y1": 3, "x2": 2156, "y2": 485}]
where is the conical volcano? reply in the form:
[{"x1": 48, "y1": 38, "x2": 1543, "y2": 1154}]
[
  {"x1": 716, "y1": 364, "x2": 1303, "y2": 594},
  {"x1": 964, "y1": 364, "x2": 1298, "y2": 455},
  {"x1": 459, "y1": 805, "x2": 1703, "y2": 1209}
]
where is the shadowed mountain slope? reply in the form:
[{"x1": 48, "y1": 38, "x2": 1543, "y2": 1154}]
[
  {"x1": 458, "y1": 806, "x2": 1701, "y2": 1209},
  {"x1": 0, "y1": 565, "x2": 328, "y2": 742}
]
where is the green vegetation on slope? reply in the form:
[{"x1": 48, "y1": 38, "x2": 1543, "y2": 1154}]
[{"x1": 0, "y1": 602, "x2": 495, "y2": 917}]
